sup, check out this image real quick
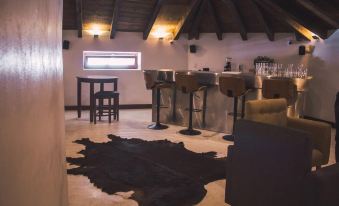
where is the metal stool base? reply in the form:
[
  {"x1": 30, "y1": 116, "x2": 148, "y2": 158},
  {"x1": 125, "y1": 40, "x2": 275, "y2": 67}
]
[
  {"x1": 223, "y1": 134, "x2": 234, "y2": 141},
  {"x1": 179, "y1": 129, "x2": 201, "y2": 136},
  {"x1": 148, "y1": 123, "x2": 168, "y2": 130}
]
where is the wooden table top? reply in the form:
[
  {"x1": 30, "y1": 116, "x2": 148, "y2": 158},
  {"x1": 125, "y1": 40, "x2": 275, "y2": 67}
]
[{"x1": 77, "y1": 75, "x2": 119, "y2": 80}]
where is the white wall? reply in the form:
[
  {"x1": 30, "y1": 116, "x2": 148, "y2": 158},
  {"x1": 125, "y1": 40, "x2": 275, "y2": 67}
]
[
  {"x1": 62, "y1": 31, "x2": 188, "y2": 106},
  {"x1": 188, "y1": 32, "x2": 339, "y2": 122},
  {"x1": 63, "y1": 31, "x2": 339, "y2": 122},
  {"x1": 0, "y1": 0, "x2": 68, "y2": 206}
]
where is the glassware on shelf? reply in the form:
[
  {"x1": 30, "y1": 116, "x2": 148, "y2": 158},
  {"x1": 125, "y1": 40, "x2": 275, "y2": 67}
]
[{"x1": 255, "y1": 62, "x2": 308, "y2": 79}]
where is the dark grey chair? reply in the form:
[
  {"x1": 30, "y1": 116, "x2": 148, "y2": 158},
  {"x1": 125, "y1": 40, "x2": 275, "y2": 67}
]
[{"x1": 225, "y1": 120, "x2": 339, "y2": 206}]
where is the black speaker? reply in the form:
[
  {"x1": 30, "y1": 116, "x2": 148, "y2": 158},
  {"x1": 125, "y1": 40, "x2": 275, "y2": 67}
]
[
  {"x1": 63, "y1": 40, "x2": 70, "y2": 50},
  {"x1": 189, "y1": 45, "x2": 196, "y2": 53},
  {"x1": 299, "y1": 45, "x2": 305, "y2": 55}
]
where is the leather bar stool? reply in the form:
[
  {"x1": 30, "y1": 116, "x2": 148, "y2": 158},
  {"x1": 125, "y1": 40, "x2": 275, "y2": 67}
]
[
  {"x1": 219, "y1": 76, "x2": 248, "y2": 141},
  {"x1": 93, "y1": 91, "x2": 119, "y2": 124},
  {"x1": 262, "y1": 78, "x2": 298, "y2": 106},
  {"x1": 175, "y1": 73, "x2": 206, "y2": 136},
  {"x1": 144, "y1": 71, "x2": 172, "y2": 130}
]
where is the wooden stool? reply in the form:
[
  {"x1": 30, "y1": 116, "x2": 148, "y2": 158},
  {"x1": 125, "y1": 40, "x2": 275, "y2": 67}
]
[
  {"x1": 93, "y1": 91, "x2": 119, "y2": 124},
  {"x1": 219, "y1": 76, "x2": 248, "y2": 141},
  {"x1": 262, "y1": 78, "x2": 297, "y2": 105},
  {"x1": 175, "y1": 73, "x2": 206, "y2": 136},
  {"x1": 144, "y1": 71, "x2": 172, "y2": 130}
]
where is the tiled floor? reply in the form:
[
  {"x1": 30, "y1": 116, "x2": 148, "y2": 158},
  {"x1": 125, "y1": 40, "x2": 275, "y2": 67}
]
[{"x1": 65, "y1": 109, "x2": 336, "y2": 206}]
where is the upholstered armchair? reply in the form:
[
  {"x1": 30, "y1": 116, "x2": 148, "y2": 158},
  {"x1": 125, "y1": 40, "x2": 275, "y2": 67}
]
[
  {"x1": 244, "y1": 98, "x2": 332, "y2": 168},
  {"x1": 225, "y1": 120, "x2": 339, "y2": 206}
]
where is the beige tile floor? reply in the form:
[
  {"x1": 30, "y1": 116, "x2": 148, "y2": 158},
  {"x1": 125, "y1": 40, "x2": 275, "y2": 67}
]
[{"x1": 65, "y1": 109, "x2": 336, "y2": 206}]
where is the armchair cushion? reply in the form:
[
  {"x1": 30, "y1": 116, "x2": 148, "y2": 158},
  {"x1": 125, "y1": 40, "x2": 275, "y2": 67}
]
[{"x1": 245, "y1": 98, "x2": 288, "y2": 126}]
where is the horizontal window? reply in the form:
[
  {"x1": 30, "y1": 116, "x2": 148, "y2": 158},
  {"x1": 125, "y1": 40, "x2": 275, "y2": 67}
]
[{"x1": 83, "y1": 51, "x2": 141, "y2": 70}]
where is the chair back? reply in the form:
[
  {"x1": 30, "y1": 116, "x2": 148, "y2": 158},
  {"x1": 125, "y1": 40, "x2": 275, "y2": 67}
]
[
  {"x1": 245, "y1": 98, "x2": 288, "y2": 127},
  {"x1": 143, "y1": 71, "x2": 156, "y2": 90},
  {"x1": 219, "y1": 76, "x2": 246, "y2": 97},
  {"x1": 226, "y1": 119, "x2": 313, "y2": 206},
  {"x1": 175, "y1": 73, "x2": 200, "y2": 93},
  {"x1": 262, "y1": 78, "x2": 297, "y2": 105}
]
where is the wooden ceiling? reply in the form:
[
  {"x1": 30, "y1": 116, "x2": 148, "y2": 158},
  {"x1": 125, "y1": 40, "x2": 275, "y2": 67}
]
[{"x1": 63, "y1": 0, "x2": 339, "y2": 41}]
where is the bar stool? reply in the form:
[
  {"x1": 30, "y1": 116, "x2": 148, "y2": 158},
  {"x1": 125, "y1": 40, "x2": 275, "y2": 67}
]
[
  {"x1": 144, "y1": 71, "x2": 172, "y2": 130},
  {"x1": 175, "y1": 73, "x2": 206, "y2": 136},
  {"x1": 93, "y1": 91, "x2": 119, "y2": 124},
  {"x1": 219, "y1": 76, "x2": 248, "y2": 141},
  {"x1": 262, "y1": 78, "x2": 297, "y2": 106}
]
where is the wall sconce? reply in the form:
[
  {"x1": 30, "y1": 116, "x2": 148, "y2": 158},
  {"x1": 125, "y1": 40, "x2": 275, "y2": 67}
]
[
  {"x1": 92, "y1": 30, "x2": 100, "y2": 39},
  {"x1": 89, "y1": 24, "x2": 102, "y2": 39},
  {"x1": 151, "y1": 27, "x2": 174, "y2": 41}
]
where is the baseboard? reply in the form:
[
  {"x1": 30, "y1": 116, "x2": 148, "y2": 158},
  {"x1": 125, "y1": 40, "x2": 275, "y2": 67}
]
[
  {"x1": 65, "y1": 104, "x2": 152, "y2": 110},
  {"x1": 303, "y1": 116, "x2": 335, "y2": 128}
]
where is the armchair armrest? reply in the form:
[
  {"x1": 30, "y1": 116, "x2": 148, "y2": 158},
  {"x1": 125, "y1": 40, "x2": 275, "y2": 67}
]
[
  {"x1": 287, "y1": 117, "x2": 332, "y2": 165},
  {"x1": 305, "y1": 163, "x2": 339, "y2": 206}
]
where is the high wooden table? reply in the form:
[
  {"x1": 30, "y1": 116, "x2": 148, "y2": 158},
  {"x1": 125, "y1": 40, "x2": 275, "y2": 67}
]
[{"x1": 77, "y1": 75, "x2": 118, "y2": 122}]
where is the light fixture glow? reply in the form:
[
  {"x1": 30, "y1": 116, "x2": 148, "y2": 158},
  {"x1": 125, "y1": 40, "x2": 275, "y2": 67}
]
[
  {"x1": 151, "y1": 27, "x2": 173, "y2": 39},
  {"x1": 89, "y1": 24, "x2": 103, "y2": 38}
]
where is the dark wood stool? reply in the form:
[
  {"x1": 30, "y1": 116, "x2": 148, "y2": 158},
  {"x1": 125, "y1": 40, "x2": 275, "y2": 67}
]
[
  {"x1": 93, "y1": 91, "x2": 119, "y2": 124},
  {"x1": 175, "y1": 73, "x2": 206, "y2": 136},
  {"x1": 219, "y1": 76, "x2": 248, "y2": 141},
  {"x1": 144, "y1": 71, "x2": 172, "y2": 130}
]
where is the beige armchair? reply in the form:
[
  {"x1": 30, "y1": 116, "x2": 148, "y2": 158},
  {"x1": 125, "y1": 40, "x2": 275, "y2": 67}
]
[{"x1": 245, "y1": 98, "x2": 332, "y2": 168}]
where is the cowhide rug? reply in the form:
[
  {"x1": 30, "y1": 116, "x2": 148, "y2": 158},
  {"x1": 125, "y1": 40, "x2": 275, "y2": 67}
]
[{"x1": 67, "y1": 135, "x2": 226, "y2": 206}]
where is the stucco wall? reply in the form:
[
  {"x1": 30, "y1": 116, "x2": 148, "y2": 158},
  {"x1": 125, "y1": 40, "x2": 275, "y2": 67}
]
[
  {"x1": 62, "y1": 31, "x2": 188, "y2": 106},
  {"x1": 63, "y1": 31, "x2": 339, "y2": 122},
  {"x1": 188, "y1": 32, "x2": 339, "y2": 122},
  {"x1": 0, "y1": 0, "x2": 68, "y2": 206}
]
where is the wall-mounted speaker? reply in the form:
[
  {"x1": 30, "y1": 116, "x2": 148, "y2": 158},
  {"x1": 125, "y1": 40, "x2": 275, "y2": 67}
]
[
  {"x1": 189, "y1": 45, "x2": 197, "y2": 53},
  {"x1": 299, "y1": 45, "x2": 305, "y2": 55},
  {"x1": 63, "y1": 40, "x2": 70, "y2": 50}
]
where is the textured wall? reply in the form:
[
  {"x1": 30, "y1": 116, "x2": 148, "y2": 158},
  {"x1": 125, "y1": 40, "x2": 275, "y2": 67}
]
[
  {"x1": 62, "y1": 31, "x2": 188, "y2": 106},
  {"x1": 0, "y1": 0, "x2": 68, "y2": 206},
  {"x1": 188, "y1": 33, "x2": 339, "y2": 122}
]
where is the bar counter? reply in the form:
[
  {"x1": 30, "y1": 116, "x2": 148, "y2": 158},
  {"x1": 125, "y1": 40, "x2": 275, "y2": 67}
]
[{"x1": 144, "y1": 70, "x2": 311, "y2": 133}]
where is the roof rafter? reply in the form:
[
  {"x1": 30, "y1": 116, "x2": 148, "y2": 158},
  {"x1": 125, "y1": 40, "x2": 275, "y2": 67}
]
[
  {"x1": 253, "y1": 0, "x2": 319, "y2": 41},
  {"x1": 75, "y1": 0, "x2": 83, "y2": 38},
  {"x1": 173, "y1": 0, "x2": 202, "y2": 40},
  {"x1": 110, "y1": 0, "x2": 121, "y2": 39},
  {"x1": 296, "y1": 0, "x2": 339, "y2": 28},
  {"x1": 221, "y1": 0, "x2": 248, "y2": 40},
  {"x1": 188, "y1": 0, "x2": 207, "y2": 40},
  {"x1": 250, "y1": 0, "x2": 274, "y2": 41},
  {"x1": 143, "y1": 0, "x2": 165, "y2": 40},
  {"x1": 207, "y1": 0, "x2": 223, "y2": 40}
]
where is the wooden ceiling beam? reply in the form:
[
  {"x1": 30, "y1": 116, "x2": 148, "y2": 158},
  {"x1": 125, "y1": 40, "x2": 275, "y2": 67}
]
[
  {"x1": 221, "y1": 0, "x2": 248, "y2": 40},
  {"x1": 173, "y1": 0, "x2": 202, "y2": 40},
  {"x1": 75, "y1": 0, "x2": 83, "y2": 38},
  {"x1": 143, "y1": 0, "x2": 164, "y2": 40},
  {"x1": 296, "y1": 0, "x2": 339, "y2": 28},
  {"x1": 110, "y1": 0, "x2": 121, "y2": 39},
  {"x1": 253, "y1": 0, "x2": 318, "y2": 41},
  {"x1": 189, "y1": 0, "x2": 207, "y2": 40},
  {"x1": 207, "y1": 0, "x2": 223, "y2": 40},
  {"x1": 250, "y1": 0, "x2": 274, "y2": 41}
]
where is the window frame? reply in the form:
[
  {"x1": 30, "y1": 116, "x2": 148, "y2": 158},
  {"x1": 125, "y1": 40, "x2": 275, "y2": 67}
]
[{"x1": 83, "y1": 51, "x2": 141, "y2": 71}]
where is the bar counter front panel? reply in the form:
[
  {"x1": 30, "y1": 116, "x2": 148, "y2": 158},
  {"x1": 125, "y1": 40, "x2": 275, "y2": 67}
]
[{"x1": 148, "y1": 70, "x2": 310, "y2": 133}]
